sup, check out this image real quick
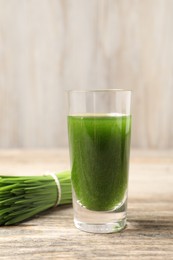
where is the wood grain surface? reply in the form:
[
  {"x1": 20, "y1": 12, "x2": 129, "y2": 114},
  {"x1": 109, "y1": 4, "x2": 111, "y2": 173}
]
[
  {"x1": 0, "y1": 1, "x2": 173, "y2": 149},
  {"x1": 0, "y1": 149, "x2": 172, "y2": 259}
]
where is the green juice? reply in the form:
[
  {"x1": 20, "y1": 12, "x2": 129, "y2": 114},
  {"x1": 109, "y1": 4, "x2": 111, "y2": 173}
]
[{"x1": 68, "y1": 114, "x2": 131, "y2": 211}]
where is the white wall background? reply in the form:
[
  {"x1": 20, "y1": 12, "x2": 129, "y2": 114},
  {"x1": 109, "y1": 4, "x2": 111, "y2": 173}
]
[{"x1": 0, "y1": 0, "x2": 173, "y2": 148}]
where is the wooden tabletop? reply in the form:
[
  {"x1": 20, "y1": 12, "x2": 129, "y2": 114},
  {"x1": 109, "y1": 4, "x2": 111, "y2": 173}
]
[{"x1": 0, "y1": 149, "x2": 173, "y2": 260}]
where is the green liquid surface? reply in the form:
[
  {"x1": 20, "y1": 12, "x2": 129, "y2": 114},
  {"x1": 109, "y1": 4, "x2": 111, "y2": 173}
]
[{"x1": 68, "y1": 114, "x2": 131, "y2": 211}]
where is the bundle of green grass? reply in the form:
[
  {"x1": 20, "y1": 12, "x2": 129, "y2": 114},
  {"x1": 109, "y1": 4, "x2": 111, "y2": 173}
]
[{"x1": 0, "y1": 171, "x2": 72, "y2": 225}]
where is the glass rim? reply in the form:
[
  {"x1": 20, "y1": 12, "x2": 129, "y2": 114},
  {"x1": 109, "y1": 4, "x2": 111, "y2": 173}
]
[{"x1": 67, "y1": 88, "x2": 132, "y2": 94}]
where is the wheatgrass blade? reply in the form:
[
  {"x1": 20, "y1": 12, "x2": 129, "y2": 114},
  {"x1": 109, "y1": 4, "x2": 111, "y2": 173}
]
[{"x1": 0, "y1": 170, "x2": 72, "y2": 225}]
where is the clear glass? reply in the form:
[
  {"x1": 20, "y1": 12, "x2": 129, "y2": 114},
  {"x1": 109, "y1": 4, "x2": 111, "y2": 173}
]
[{"x1": 67, "y1": 89, "x2": 132, "y2": 233}]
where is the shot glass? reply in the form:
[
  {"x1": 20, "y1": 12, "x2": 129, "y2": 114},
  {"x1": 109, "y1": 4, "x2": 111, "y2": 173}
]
[{"x1": 67, "y1": 89, "x2": 132, "y2": 233}]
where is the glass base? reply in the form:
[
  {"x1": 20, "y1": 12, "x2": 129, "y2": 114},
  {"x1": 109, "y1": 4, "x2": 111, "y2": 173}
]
[
  {"x1": 73, "y1": 195, "x2": 127, "y2": 233},
  {"x1": 74, "y1": 218, "x2": 126, "y2": 234}
]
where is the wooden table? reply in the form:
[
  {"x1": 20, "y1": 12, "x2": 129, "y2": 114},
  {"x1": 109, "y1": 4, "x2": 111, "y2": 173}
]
[{"x1": 0, "y1": 149, "x2": 173, "y2": 259}]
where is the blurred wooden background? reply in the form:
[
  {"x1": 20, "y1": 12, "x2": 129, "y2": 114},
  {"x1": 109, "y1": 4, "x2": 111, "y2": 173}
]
[{"x1": 0, "y1": 0, "x2": 173, "y2": 149}]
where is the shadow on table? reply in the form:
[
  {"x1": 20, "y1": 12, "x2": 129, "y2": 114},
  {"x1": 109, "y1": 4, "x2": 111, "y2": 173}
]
[{"x1": 127, "y1": 217, "x2": 173, "y2": 235}]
